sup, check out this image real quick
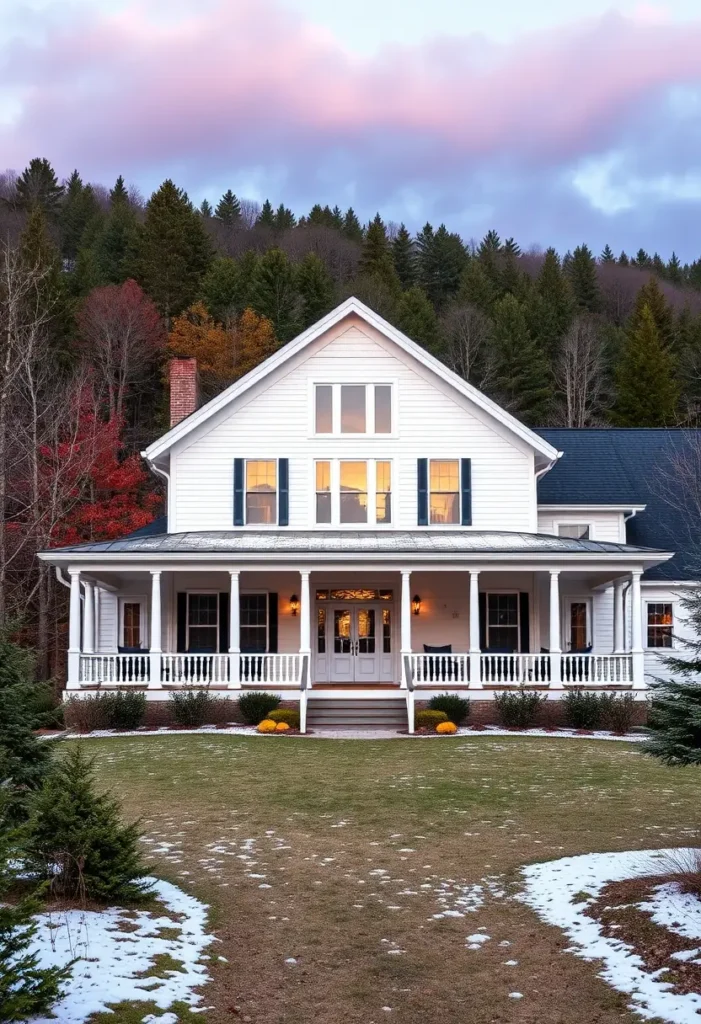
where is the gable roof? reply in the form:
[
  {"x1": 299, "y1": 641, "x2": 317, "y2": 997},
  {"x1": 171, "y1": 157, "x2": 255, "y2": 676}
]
[
  {"x1": 536, "y1": 428, "x2": 701, "y2": 581},
  {"x1": 143, "y1": 297, "x2": 560, "y2": 464}
]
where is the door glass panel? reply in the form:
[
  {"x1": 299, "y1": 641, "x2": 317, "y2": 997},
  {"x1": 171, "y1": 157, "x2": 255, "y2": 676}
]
[
  {"x1": 334, "y1": 610, "x2": 352, "y2": 654},
  {"x1": 382, "y1": 608, "x2": 391, "y2": 654},
  {"x1": 340, "y1": 461, "x2": 368, "y2": 523},
  {"x1": 357, "y1": 608, "x2": 376, "y2": 654},
  {"x1": 569, "y1": 602, "x2": 588, "y2": 651},
  {"x1": 123, "y1": 602, "x2": 142, "y2": 648},
  {"x1": 317, "y1": 607, "x2": 326, "y2": 654},
  {"x1": 341, "y1": 385, "x2": 366, "y2": 433}
]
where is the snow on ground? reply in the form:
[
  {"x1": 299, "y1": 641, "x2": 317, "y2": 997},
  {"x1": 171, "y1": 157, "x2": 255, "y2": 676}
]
[
  {"x1": 519, "y1": 848, "x2": 701, "y2": 1023},
  {"x1": 28, "y1": 878, "x2": 213, "y2": 1023}
]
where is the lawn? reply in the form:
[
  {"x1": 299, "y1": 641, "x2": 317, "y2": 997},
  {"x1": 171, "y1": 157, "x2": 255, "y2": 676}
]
[{"x1": 75, "y1": 734, "x2": 700, "y2": 1023}]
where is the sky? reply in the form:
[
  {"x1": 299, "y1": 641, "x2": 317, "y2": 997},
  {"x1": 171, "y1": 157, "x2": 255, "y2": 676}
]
[{"x1": 2, "y1": 0, "x2": 701, "y2": 257}]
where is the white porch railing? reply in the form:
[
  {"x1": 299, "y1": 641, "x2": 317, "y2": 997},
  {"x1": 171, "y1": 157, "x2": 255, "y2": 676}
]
[
  {"x1": 79, "y1": 653, "x2": 149, "y2": 685},
  {"x1": 561, "y1": 653, "x2": 633, "y2": 686},
  {"x1": 161, "y1": 654, "x2": 230, "y2": 685},
  {"x1": 404, "y1": 651, "x2": 635, "y2": 687},
  {"x1": 240, "y1": 653, "x2": 301, "y2": 686},
  {"x1": 480, "y1": 653, "x2": 552, "y2": 685},
  {"x1": 405, "y1": 653, "x2": 470, "y2": 686}
]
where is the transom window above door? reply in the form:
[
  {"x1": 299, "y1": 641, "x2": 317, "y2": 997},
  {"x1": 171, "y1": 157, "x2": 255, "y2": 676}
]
[
  {"x1": 315, "y1": 459, "x2": 392, "y2": 525},
  {"x1": 314, "y1": 383, "x2": 393, "y2": 435}
]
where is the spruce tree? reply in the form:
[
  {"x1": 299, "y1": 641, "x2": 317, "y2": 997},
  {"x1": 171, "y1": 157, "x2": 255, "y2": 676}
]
[
  {"x1": 342, "y1": 207, "x2": 364, "y2": 243},
  {"x1": 297, "y1": 253, "x2": 334, "y2": 327},
  {"x1": 600, "y1": 244, "x2": 615, "y2": 262},
  {"x1": 330, "y1": 205, "x2": 344, "y2": 230},
  {"x1": 526, "y1": 247, "x2": 574, "y2": 356},
  {"x1": 59, "y1": 171, "x2": 102, "y2": 261},
  {"x1": 256, "y1": 199, "x2": 276, "y2": 227},
  {"x1": 503, "y1": 237, "x2": 521, "y2": 257},
  {"x1": 214, "y1": 189, "x2": 241, "y2": 225},
  {"x1": 273, "y1": 204, "x2": 296, "y2": 231},
  {"x1": 26, "y1": 744, "x2": 152, "y2": 903},
  {"x1": 392, "y1": 224, "x2": 416, "y2": 289},
  {"x1": 395, "y1": 286, "x2": 440, "y2": 351},
  {"x1": 612, "y1": 303, "x2": 679, "y2": 426},
  {"x1": 200, "y1": 256, "x2": 241, "y2": 324},
  {"x1": 137, "y1": 179, "x2": 212, "y2": 322},
  {"x1": 457, "y1": 259, "x2": 496, "y2": 313},
  {"x1": 490, "y1": 293, "x2": 552, "y2": 424},
  {"x1": 90, "y1": 199, "x2": 142, "y2": 286},
  {"x1": 416, "y1": 223, "x2": 467, "y2": 306},
  {"x1": 618, "y1": 250, "x2": 630, "y2": 267},
  {"x1": 109, "y1": 175, "x2": 129, "y2": 206},
  {"x1": 199, "y1": 198, "x2": 213, "y2": 218},
  {"x1": 567, "y1": 244, "x2": 600, "y2": 311},
  {"x1": 15, "y1": 157, "x2": 64, "y2": 215},
  {"x1": 476, "y1": 229, "x2": 502, "y2": 288},
  {"x1": 249, "y1": 247, "x2": 300, "y2": 342},
  {"x1": 667, "y1": 252, "x2": 683, "y2": 285},
  {"x1": 629, "y1": 277, "x2": 676, "y2": 350},
  {"x1": 0, "y1": 684, "x2": 53, "y2": 823},
  {"x1": 633, "y1": 248, "x2": 651, "y2": 268},
  {"x1": 359, "y1": 215, "x2": 400, "y2": 291}
]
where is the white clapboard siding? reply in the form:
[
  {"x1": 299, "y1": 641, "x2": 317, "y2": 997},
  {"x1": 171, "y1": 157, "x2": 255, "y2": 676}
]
[
  {"x1": 172, "y1": 316, "x2": 536, "y2": 533},
  {"x1": 97, "y1": 590, "x2": 118, "y2": 652},
  {"x1": 537, "y1": 510, "x2": 626, "y2": 543}
]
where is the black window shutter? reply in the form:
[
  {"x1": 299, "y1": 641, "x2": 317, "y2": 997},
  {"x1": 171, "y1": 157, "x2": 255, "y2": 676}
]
[
  {"x1": 219, "y1": 592, "x2": 229, "y2": 653},
  {"x1": 460, "y1": 458, "x2": 472, "y2": 526},
  {"x1": 177, "y1": 593, "x2": 187, "y2": 652},
  {"x1": 278, "y1": 458, "x2": 289, "y2": 526},
  {"x1": 478, "y1": 592, "x2": 487, "y2": 650},
  {"x1": 233, "y1": 458, "x2": 245, "y2": 526},
  {"x1": 268, "y1": 593, "x2": 278, "y2": 653},
  {"x1": 417, "y1": 458, "x2": 428, "y2": 526},
  {"x1": 519, "y1": 592, "x2": 530, "y2": 653}
]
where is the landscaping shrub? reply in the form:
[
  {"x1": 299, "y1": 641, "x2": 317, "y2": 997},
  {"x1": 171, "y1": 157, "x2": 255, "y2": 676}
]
[
  {"x1": 601, "y1": 693, "x2": 638, "y2": 735},
  {"x1": 257, "y1": 719, "x2": 277, "y2": 733},
  {"x1": 494, "y1": 687, "x2": 546, "y2": 729},
  {"x1": 435, "y1": 721, "x2": 457, "y2": 734},
  {"x1": 103, "y1": 690, "x2": 146, "y2": 731},
  {"x1": 0, "y1": 691, "x2": 54, "y2": 823},
  {"x1": 25, "y1": 744, "x2": 152, "y2": 903},
  {"x1": 238, "y1": 691, "x2": 281, "y2": 725},
  {"x1": 275, "y1": 722, "x2": 290, "y2": 732},
  {"x1": 563, "y1": 688, "x2": 604, "y2": 730},
  {"x1": 415, "y1": 709, "x2": 449, "y2": 730},
  {"x1": 169, "y1": 688, "x2": 219, "y2": 727},
  {"x1": 267, "y1": 708, "x2": 300, "y2": 729},
  {"x1": 64, "y1": 693, "x2": 112, "y2": 733},
  {"x1": 427, "y1": 693, "x2": 470, "y2": 725}
]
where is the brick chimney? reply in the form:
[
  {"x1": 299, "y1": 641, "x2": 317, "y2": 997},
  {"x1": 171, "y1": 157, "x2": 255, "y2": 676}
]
[{"x1": 169, "y1": 358, "x2": 198, "y2": 427}]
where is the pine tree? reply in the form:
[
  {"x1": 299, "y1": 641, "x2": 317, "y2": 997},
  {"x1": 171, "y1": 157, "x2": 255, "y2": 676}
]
[
  {"x1": 109, "y1": 175, "x2": 129, "y2": 206},
  {"x1": 89, "y1": 199, "x2": 142, "y2": 286},
  {"x1": 457, "y1": 258, "x2": 497, "y2": 313},
  {"x1": 342, "y1": 207, "x2": 364, "y2": 243},
  {"x1": 503, "y1": 237, "x2": 521, "y2": 257},
  {"x1": 199, "y1": 198, "x2": 213, "y2": 218},
  {"x1": 18, "y1": 206, "x2": 69, "y2": 348},
  {"x1": 249, "y1": 247, "x2": 300, "y2": 342},
  {"x1": 618, "y1": 250, "x2": 630, "y2": 267},
  {"x1": 395, "y1": 286, "x2": 440, "y2": 350},
  {"x1": 392, "y1": 224, "x2": 416, "y2": 289},
  {"x1": 15, "y1": 157, "x2": 64, "y2": 215},
  {"x1": 0, "y1": 693, "x2": 53, "y2": 823},
  {"x1": 214, "y1": 189, "x2": 241, "y2": 225},
  {"x1": 490, "y1": 293, "x2": 552, "y2": 424},
  {"x1": 256, "y1": 199, "x2": 276, "y2": 227},
  {"x1": 526, "y1": 247, "x2": 574, "y2": 356},
  {"x1": 633, "y1": 248, "x2": 651, "y2": 268},
  {"x1": 330, "y1": 205, "x2": 344, "y2": 230},
  {"x1": 612, "y1": 304, "x2": 679, "y2": 426},
  {"x1": 297, "y1": 252, "x2": 334, "y2": 327},
  {"x1": 273, "y1": 204, "x2": 296, "y2": 231},
  {"x1": 359, "y1": 215, "x2": 400, "y2": 290},
  {"x1": 59, "y1": 171, "x2": 102, "y2": 261},
  {"x1": 416, "y1": 223, "x2": 467, "y2": 306},
  {"x1": 567, "y1": 244, "x2": 600, "y2": 311},
  {"x1": 200, "y1": 256, "x2": 241, "y2": 324},
  {"x1": 629, "y1": 277, "x2": 676, "y2": 350},
  {"x1": 137, "y1": 179, "x2": 212, "y2": 322},
  {"x1": 600, "y1": 244, "x2": 615, "y2": 262},
  {"x1": 667, "y1": 251, "x2": 683, "y2": 285},
  {"x1": 25, "y1": 744, "x2": 152, "y2": 903}
]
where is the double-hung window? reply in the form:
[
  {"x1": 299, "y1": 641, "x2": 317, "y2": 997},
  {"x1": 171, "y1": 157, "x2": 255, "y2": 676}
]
[
  {"x1": 240, "y1": 594, "x2": 268, "y2": 652},
  {"x1": 187, "y1": 594, "x2": 219, "y2": 652},
  {"x1": 245, "y1": 460, "x2": 277, "y2": 524},
  {"x1": 486, "y1": 593, "x2": 519, "y2": 652},
  {"x1": 314, "y1": 384, "x2": 393, "y2": 435},
  {"x1": 429, "y1": 460, "x2": 460, "y2": 525},
  {"x1": 647, "y1": 603, "x2": 673, "y2": 648},
  {"x1": 314, "y1": 459, "x2": 392, "y2": 526}
]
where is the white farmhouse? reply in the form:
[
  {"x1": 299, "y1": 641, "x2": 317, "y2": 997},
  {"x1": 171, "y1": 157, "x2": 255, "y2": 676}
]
[{"x1": 40, "y1": 298, "x2": 692, "y2": 730}]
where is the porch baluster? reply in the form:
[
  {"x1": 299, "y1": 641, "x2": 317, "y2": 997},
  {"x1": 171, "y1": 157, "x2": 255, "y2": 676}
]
[{"x1": 149, "y1": 571, "x2": 162, "y2": 689}]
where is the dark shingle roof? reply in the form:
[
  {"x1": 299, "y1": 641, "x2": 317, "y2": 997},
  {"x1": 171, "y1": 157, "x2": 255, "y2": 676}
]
[{"x1": 536, "y1": 429, "x2": 701, "y2": 581}]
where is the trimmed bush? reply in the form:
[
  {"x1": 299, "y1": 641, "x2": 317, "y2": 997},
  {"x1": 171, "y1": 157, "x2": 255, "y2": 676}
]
[
  {"x1": 267, "y1": 708, "x2": 300, "y2": 729},
  {"x1": 563, "y1": 688, "x2": 604, "y2": 730},
  {"x1": 275, "y1": 722, "x2": 290, "y2": 732},
  {"x1": 169, "y1": 688, "x2": 219, "y2": 728},
  {"x1": 104, "y1": 690, "x2": 146, "y2": 731},
  {"x1": 427, "y1": 693, "x2": 470, "y2": 725},
  {"x1": 64, "y1": 693, "x2": 112, "y2": 733},
  {"x1": 494, "y1": 687, "x2": 546, "y2": 729},
  {"x1": 415, "y1": 709, "x2": 449, "y2": 731},
  {"x1": 238, "y1": 691, "x2": 281, "y2": 725},
  {"x1": 436, "y1": 721, "x2": 457, "y2": 734},
  {"x1": 601, "y1": 692, "x2": 638, "y2": 735},
  {"x1": 257, "y1": 719, "x2": 277, "y2": 733}
]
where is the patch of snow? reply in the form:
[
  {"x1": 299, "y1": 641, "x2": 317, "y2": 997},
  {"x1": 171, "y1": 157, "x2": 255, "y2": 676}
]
[
  {"x1": 519, "y1": 847, "x2": 701, "y2": 1023},
  {"x1": 509, "y1": 992, "x2": 524, "y2": 999},
  {"x1": 28, "y1": 877, "x2": 212, "y2": 1024}
]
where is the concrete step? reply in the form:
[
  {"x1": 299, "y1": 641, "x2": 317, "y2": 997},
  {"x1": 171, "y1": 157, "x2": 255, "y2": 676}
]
[{"x1": 307, "y1": 698, "x2": 408, "y2": 729}]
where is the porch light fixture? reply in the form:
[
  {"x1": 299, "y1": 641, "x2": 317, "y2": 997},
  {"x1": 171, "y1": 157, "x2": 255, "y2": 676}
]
[
  {"x1": 290, "y1": 594, "x2": 299, "y2": 616},
  {"x1": 412, "y1": 594, "x2": 421, "y2": 616}
]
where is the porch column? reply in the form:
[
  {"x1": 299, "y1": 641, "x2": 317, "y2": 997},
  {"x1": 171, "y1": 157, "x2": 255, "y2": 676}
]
[
  {"x1": 549, "y1": 571, "x2": 562, "y2": 684},
  {"x1": 67, "y1": 569, "x2": 81, "y2": 688},
  {"x1": 228, "y1": 570, "x2": 241, "y2": 688},
  {"x1": 469, "y1": 570, "x2": 482, "y2": 688},
  {"x1": 299, "y1": 571, "x2": 311, "y2": 655},
  {"x1": 149, "y1": 571, "x2": 162, "y2": 689},
  {"x1": 613, "y1": 580, "x2": 625, "y2": 654},
  {"x1": 400, "y1": 570, "x2": 411, "y2": 687},
  {"x1": 82, "y1": 581, "x2": 95, "y2": 654},
  {"x1": 631, "y1": 571, "x2": 645, "y2": 689}
]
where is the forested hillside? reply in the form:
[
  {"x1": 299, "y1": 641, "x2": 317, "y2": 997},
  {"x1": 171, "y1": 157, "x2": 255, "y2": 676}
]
[{"x1": 2, "y1": 156, "x2": 700, "y2": 676}]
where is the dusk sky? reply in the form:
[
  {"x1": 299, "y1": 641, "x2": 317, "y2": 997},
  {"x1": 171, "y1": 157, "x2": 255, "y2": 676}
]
[{"x1": 2, "y1": 0, "x2": 701, "y2": 256}]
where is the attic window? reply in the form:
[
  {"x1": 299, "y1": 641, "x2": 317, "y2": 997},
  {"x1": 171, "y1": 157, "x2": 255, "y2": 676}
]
[
  {"x1": 557, "y1": 523, "x2": 590, "y2": 540},
  {"x1": 313, "y1": 384, "x2": 393, "y2": 435}
]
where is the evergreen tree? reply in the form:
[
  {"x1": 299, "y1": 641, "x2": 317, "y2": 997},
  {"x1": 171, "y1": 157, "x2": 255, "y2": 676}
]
[
  {"x1": 392, "y1": 224, "x2": 416, "y2": 289},
  {"x1": 618, "y1": 250, "x2": 630, "y2": 267},
  {"x1": 457, "y1": 258, "x2": 497, "y2": 313},
  {"x1": 358, "y1": 214, "x2": 399, "y2": 290},
  {"x1": 59, "y1": 171, "x2": 102, "y2": 261},
  {"x1": 214, "y1": 189, "x2": 241, "y2": 225},
  {"x1": 633, "y1": 248, "x2": 651, "y2": 268},
  {"x1": 416, "y1": 223, "x2": 467, "y2": 306},
  {"x1": 18, "y1": 206, "x2": 69, "y2": 349},
  {"x1": 89, "y1": 199, "x2": 142, "y2": 287},
  {"x1": 137, "y1": 180, "x2": 212, "y2": 322},
  {"x1": 342, "y1": 207, "x2": 364, "y2": 243},
  {"x1": 199, "y1": 198, "x2": 213, "y2": 218},
  {"x1": 526, "y1": 247, "x2": 574, "y2": 356},
  {"x1": 0, "y1": 695, "x2": 53, "y2": 824},
  {"x1": 273, "y1": 204, "x2": 296, "y2": 231},
  {"x1": 15, "y1": 157, "x2": 64, "y2": 215},
  {"x1": 256, "y1": 199, "x2": 276, "y2": 227},
  {"x1": 600, "y1": 244, "x2": 615, "y2": 262},
  {"x1": 25, "y1": 744, "x2": 152, "y2": 903},
  {"x1": 109, "y1": 175, "x2": 129, "y2": 206},
  {"x1": 330, "y1": 205, "x2": 344, "y2": 230},
  {"x1": 200, "y1": 256, "x2": 241, "y2": 324},
  {"x1": 567, "y1": 244, "x2": 600, "y2": 311},
  {"x1": 612, "y1": 303, "x2": 679, "y2": 426},
  {"x1": 667, "y1": 251, "x2": 683, "y2": 285},
  {"x1": 395, "y1": 286, "x2": 440, "y2": 350},
  {"x1": 297, "y1": 252, "x2": 334, "y2": 327},
  {"x1": 629, "y1": 277, "x2": 676, "y2": 350},
  {"x1": 652, "y1": 252, "x2": 666, "y2": 276},
  {"x1": 308, "y1": 204, "x2": 337, "y2": 228},
  {"x1": 490, "y1": 293, "x2": 552, "y2": 424},
  {"x1": 503, "y1": 237, "x2": 521, "y2": 257},
  {"x1": 249, "y1": 247, "x2": 300, "y2": 342},
  {"x1": 476, "y1": 229, "x2": 503, "y2": 291}
]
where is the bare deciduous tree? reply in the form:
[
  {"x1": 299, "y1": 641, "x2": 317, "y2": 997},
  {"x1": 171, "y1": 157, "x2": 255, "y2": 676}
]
[
  {"x1": 553, "y1": 314, "x2": 605, "y2": 427},
  {"x1": 438, "y1": 301, "x2": 494, "y2": 391}
]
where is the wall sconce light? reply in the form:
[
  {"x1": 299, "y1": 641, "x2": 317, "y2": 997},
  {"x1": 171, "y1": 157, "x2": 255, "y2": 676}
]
[
  {"x1": 412, "y1": 594, "x2": 421, "y2": 616},
  {"x1": 290, "y1": 594, "x2": 299, "y2": 617}
]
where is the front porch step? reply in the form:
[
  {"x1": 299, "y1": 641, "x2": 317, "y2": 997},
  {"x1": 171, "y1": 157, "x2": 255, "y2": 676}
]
[{"x1": 306, "y1": 698, "x2": 407, "y2": 730}]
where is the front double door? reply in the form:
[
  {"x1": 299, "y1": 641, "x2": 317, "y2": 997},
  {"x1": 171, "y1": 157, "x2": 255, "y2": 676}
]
[{"x1": 329, "y1": 604, "x2": 393, "y2": 683}]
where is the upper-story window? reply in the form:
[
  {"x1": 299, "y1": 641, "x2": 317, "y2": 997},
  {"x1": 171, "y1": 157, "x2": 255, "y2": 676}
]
[
  {"x1": 314, "y1": 384, "x2": 393, "y2": 435},
  {"x1": 246, "y1": 460, "x2": 277, "y2": 524},
  {"x1": 429, "y1": 460, "x2": 460, "y2": 524},
  {"x1": 314, "y1": 459, "x2": 392, "y2": 525},
  {"x1": 557, "y1": 523, "x2": 591, "y2": 540}
]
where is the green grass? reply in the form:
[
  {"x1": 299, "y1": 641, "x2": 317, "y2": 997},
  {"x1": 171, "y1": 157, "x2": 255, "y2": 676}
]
[{"x1": 73, "y1": 734, "x2": 700, "y2": 1024}]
